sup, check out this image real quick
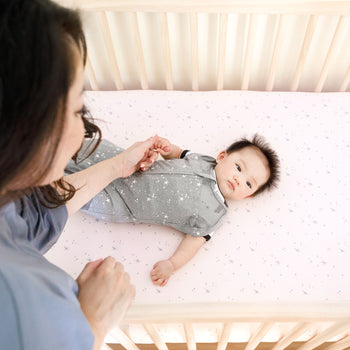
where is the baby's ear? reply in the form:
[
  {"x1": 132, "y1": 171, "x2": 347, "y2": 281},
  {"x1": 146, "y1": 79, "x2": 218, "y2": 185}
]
[{"x1": 216, "y1": 151, "x2": 226, "y2": 162}]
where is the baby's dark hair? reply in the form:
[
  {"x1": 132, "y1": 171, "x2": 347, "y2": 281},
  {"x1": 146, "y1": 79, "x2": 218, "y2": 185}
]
[{"x1": 226, "y1": 134, "x2": 280, "y2": 196}]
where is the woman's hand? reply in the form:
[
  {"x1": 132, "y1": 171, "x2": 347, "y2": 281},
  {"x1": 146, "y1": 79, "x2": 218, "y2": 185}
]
[
  {"x1": 116, "y1": 135, "x2": 159, "y2": 177},
  {"x1": 76, "y1": 257, "x2": 135, "y2": 349}
]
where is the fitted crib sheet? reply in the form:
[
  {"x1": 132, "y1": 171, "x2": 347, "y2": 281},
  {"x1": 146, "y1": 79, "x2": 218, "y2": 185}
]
[{"x1": 46, "y1": 91, "x2": 350, "y2": 307}]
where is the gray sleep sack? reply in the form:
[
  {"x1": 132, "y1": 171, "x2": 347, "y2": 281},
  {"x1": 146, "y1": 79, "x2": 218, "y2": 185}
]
[{"x1": 66, "y1": 139, "x2": 228, "y2": 237}]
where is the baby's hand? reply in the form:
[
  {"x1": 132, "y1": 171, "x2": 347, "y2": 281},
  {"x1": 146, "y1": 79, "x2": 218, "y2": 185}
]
[
  {"x1": 154, "y1": 136, "x2": 172, "y2": 157},
  {"x1": 154, "y1": 136, "x2": 183, "y2": 160},
  {"x1": 139, "y1": 136, "x2": 172, "y2": 171},
  {"x1": 150, "y1": 260, "x2": 174, "y2": 287}
]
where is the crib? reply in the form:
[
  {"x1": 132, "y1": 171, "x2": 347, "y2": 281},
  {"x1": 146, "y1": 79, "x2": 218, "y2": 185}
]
[{"x1": 49, "y1": 1, "x2": 350, "y2": 349}]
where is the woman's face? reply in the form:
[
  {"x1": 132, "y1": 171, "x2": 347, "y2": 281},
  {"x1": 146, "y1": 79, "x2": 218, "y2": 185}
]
[
  {"x1": 2, "y1": 46, "x2": 86, "y2": 194},
  {"x1": 39, "y1": 55, "x2": 86, "y2": 185}
]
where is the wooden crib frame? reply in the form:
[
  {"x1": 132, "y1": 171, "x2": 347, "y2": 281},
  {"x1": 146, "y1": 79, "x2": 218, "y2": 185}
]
[
  {"x1": 59, "y1": 0, "x2": 350, "y2": 92},
  {"x1": 56, "y1": 1, "x2": 350, "y2": 349},
  {"x1": 102, "y1": 303, "x2": 350, "y2": 350}
]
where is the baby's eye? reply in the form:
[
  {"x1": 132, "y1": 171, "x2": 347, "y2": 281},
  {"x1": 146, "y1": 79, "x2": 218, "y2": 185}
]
[
  {"x1": 236, "y1": 164, "x2": 241, "y2": 172},
  {"x1": 246, "y1": 181, "x2": 252, "y2": 188}
]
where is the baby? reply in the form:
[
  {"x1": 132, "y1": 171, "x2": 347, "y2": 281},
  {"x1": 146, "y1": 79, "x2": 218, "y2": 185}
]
[{"x1": 65, "y1": 135, "x2": 280, "y2": 286}]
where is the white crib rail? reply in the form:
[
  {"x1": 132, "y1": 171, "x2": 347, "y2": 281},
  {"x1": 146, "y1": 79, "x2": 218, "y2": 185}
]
[
  {"x1": 57, "y1": 0, "x2": 350, "y2": 92},
  {"x1": 106, "y1": 303, "x2": 350, "y2": 349}
]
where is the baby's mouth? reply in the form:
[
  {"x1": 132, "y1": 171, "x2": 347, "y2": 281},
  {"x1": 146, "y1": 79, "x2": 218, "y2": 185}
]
[{"x1": 228, "y1": 180, "x2": 235, "y2": 190}]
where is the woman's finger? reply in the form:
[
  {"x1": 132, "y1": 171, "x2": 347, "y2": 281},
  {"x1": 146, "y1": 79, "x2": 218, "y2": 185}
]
[
  {"x1": 76, "y1": 258, "x2": 103, "y2": 285},
  {"x1": 140, "y1": 150, "x2": 158, "y2": 171},
  {"x1": 144, "y1": 134, "x2": 158, "y2": 149},
  {"x1": 148, "y1": 150, "x2": 159, "y2": 163}
]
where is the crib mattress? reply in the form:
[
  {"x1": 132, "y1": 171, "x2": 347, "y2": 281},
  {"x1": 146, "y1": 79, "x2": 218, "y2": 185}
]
[{"x1": 46, "y1": 90, "x2": 350, "y2": 306}]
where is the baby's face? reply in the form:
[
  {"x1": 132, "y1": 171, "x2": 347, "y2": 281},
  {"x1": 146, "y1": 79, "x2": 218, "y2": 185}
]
[{"x1": 214, "y1": 146, "x2": 270, "y2": 201}]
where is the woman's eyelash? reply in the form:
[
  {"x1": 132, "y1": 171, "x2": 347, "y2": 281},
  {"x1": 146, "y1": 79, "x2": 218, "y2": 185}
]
[{"x1": 77, "y1": 105, "x2": 87, "y2": 116}]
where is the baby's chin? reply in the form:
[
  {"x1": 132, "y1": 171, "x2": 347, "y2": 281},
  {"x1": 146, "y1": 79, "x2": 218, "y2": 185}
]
[
  {"x1": 218, "y1": 189, "x2": 235, "y2": 202},
  {"x1": 224, "y1": 195, "x2": 238, "y2": 202},
  {"x1": 222, "y1": 190, "x2": 247, "y2": 201}
]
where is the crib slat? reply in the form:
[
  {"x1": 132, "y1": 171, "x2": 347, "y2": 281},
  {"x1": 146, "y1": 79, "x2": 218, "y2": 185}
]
[
  {"x1": 97, "y1": 11, "x2": 123, "y2": 90},
  {"x1": 190, "y1": 12, "x2": 199, "y2": 91},
  {"x1": 323, "y1": 335, "x2": 350, "y2": 350},
  {"x1": 217, "y1": 323, "x2": 234, "y2": 350},
  {"x1": 109, "y1": 327, "x2": 140, "y2": 350},
  {"x1": 297, "y1": 321, "x2": 350, "y2": 350},
  {"x1": 271, "y1": 322, "x2": 312, "y2": 350},
  {"x1": 102, "y1": 344, "x2": 114, "y2": 350},
  {"x1": 217, "y1": 13, "x2": 228, "y2": 90},
  {"x1": 184, "y1": 323, "x2": 196, "y2": 350},
  {"x1": 245, "y1": 322, "x2": 274, "y2": 350},
  {"x1": 160, "y1": 13, "x2": 173, "y2": 90},
  {"x1": 266, "y1": 14, "x2": 286, "y2": 91},
  {"x1": 290, "y1": 15, "x2": 318, "y2": 92},
  {"x1": 131, "y1": 12, "x2": 149, "y2": 90},
  {"x1": 339, "y1": 63, "x2": 350, "y2": 92},
  {"x1": 143, "y1": 324, "x2": 169, "y2": 350},
  {"x1": 241, "y1": 14, "x2": 257, "y2": 90},
  {"x1": 86, "y1": 55, "x2": 100, "y2": 90},
  {"x1": 315, "y1": 16, "x2": 347, "y2": 92}
]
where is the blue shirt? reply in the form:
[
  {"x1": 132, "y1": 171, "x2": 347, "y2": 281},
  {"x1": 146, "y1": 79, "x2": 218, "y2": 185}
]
[{"x1": 0, "y1": 191, "x2": 94, "y2": 350}]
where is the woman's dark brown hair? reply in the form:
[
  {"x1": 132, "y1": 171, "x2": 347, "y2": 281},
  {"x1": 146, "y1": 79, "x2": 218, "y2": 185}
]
[{"x1": 0, "y1": 0, "x2": 101, "y2": 207}]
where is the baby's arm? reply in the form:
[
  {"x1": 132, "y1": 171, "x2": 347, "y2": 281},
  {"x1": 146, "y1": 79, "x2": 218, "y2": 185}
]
[
  {"x1": 154, "y1": 136, "x2": 183, "y2": 160},
  {"x1": 150, "y1": 235, "x2": 206, "y2": 287}
]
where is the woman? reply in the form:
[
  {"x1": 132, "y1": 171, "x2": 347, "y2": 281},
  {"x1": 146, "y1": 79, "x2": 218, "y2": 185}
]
[{"x1": 0, "y1": 1, "x2": 158, "y2": 349}]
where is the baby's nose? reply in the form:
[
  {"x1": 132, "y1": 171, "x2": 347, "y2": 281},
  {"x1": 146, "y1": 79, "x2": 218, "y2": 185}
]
[{"x1": 233, "y1": 176, "x2": 240, "y2": 185}]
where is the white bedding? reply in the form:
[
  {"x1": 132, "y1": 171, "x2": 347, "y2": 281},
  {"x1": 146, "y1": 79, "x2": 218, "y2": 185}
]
[{"x1": 46, "y1": 91, "x2": 350, "y2": 305}]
